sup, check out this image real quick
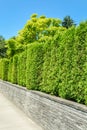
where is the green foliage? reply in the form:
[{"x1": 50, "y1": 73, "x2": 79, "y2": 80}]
[
  {"x1": 40, "y1": 23, "x2": 87, "y2": 104},
  {"x1": 6, "y1": 37, "x2": 24, "y2": 58},
  {"x1": 0, "y1": 59, "x2": 3, "y2": 79},
  {"x1": 6, "y1": 38, "x2": 17, "y2": 57},
  {"x1": 40, "y1": 39, "x2": 59, "y2": 95},
  {"x1": 2, "y1": 59, "x2": 9, "y2": 81},
  {"x1": 62, "y1": 16, "x2": 75, "y2": 29},
  {"x1": 75, "y1": 21, "x2": 87, "y2": 104},
  {"x1": 58, "y1": 27, "x2": 76, "y2": 100},
  {"x1": 8, "y1": 58, "x2": 13, "y2": 82},
  {"x1": 1, "y1": 14, "x2": 87, "y2": 106},
  {"x1": 17, "y1": 50, "x2": 27, "y2": 87},
  {"x1": 26, "y1": 43, "x2": 44, "y2": 90},
  {"x1": 11, "y1": 55, "x2": 18, "y2": 84},
  {"x1": 0, "y1": 35, "x2": 6, "y2": 58},
  {"x1": 17, "y1": 14, "x2": 62, "y2": 44}
]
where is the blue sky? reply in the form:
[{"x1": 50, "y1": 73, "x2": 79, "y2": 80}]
[{"x1": 0, "y1": 0, "x2": 87, "y2": 39}]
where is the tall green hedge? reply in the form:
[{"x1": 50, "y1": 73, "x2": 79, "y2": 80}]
[
  {"x1": 40, "y1": 37, "x2": 60, "y2": 95},
  {"x1": 8, "y1": 58, "x2": 13, "y2": 82},
  {"x1": 40, "y1": 25, "x2": 87, "y2": 104},
  {"x1": 2, "y1": 59, "x2": 9, "y2": 81},
  {"x1": 0, "y1": 22, "x2": 87, "y2": 105},
  {"x1": 0, "y1": 59, "x2": 3, "y2": 79},
  {"x1": 75, "y1": 22, "x2": 87, "y2": 104},
  {"x1": 11, "y1": 55, "x2": 18, "y2": 84},
  {"x1": 26, "y1": 43, "x2": 44, "y2": 90},
  {"x1": 57, "y1": 27, "x2": 76, "y2": 100},
  {"x1": 17, "y1": 51, "x2": 27, "y2": 87}
]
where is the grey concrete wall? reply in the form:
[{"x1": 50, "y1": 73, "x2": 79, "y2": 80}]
[{"x1": 0, "y1": 80, "x2": 87, "y2": 130}]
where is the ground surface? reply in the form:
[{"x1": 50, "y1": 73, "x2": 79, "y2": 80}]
[{"x1": 0, "y1": 93, "x2": 43, "y2": 130}]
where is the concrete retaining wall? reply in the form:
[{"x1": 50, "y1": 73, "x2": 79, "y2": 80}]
[{"x1": 0, "y1": 80, "x2": 87, "y2": 130}]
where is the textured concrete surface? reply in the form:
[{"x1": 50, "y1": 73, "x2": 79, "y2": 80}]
[
  {"x1": 0, "y1": 80, "x2": 87, "y2": 130},
  {"x1": 0, "y1": 93, "x2": 43, "y2": 130}
]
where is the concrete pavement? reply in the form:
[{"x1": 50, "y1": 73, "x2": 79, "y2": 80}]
[{"x1": 0, "y1": 93, "x2": 43, "y2": 130}]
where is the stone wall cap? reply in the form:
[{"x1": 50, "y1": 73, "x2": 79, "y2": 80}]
[{"x1": 30, "y1": 90, "x2": 87, "y2": 113}]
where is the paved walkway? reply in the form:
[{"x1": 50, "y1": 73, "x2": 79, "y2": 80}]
[{"x1": 0, "y1": 93, "x2": 43, "y2": 130}]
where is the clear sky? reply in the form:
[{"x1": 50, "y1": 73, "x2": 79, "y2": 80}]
[{"x1": 0, "y1": 0, "x2": 87, "y2": 39}]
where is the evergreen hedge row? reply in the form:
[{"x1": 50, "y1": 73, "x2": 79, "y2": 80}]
[
  {"x1": 0, "y1": 59, "x2": 3, "y2": 79},
  {"x1": 0, "y1": 22, "x2": 87, "y2": 105},
  {"x1": 8, "y1": 58, "x2": 13, "y2": 82},
  {"x1": 26, "y1": 43, "x2": 44, "y2": 90},
  {"x1": 2, "y1": 59, "x2": 9, "y2": 81},
  {"x1": 17, "y1": 51, "x2": 27, "y2": 87}
]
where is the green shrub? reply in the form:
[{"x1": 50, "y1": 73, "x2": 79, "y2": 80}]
[
  {"x1": 58, "y1": 27, "x2": 76, "y2": 100},
  {"x1": 17, "y1": 51, "x2": 27, "y2": 87},
  {"x1": 75, "y1": 22, "x2": 87, "y2": 104},
  {"x1": 11, "y1": 55, "x2": 18, "y2": 84},
  {"x1": 8, "y1": 58, "x2": 13, "y2": 82},
  {"x1": 0, "y1": 59, "x2": 3, "y2": 79},
  {"x1": 26, "y1": 43, "x2": 44, "y2": 90},
  {"x1": 2, "y1": 58, "x2": 9, "y2": 81},
  {"x1": 40, "y1": 37, "x2": 60, "y2": 95},
  {"x1": 40, "y1": 24, "x2": 87, "y2": 104}
]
